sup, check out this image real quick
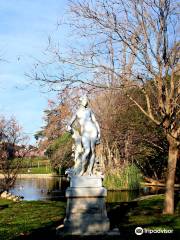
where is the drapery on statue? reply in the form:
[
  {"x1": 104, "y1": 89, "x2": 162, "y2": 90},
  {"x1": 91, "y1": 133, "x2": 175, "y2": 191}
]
[{"x1": 67, "y1": 96, "x2": 101, "y2": 176}]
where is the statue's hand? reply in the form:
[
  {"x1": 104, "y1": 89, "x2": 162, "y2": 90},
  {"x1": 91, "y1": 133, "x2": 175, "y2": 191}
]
[
  {"x1": 96, "y1": 137, "x2": 100, "y2": 145},
  {"x1": 66, "y1": 125, "x2": 72, "y2": 133}
]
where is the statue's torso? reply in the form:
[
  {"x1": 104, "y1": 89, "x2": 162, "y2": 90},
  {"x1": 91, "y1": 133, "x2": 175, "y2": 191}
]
[
  {"x1": 76, "y1": 107, "x2": 97, "y2": 136},
  {"x1": 76, "y1": 107, "x2": 91, "y2": 121}
]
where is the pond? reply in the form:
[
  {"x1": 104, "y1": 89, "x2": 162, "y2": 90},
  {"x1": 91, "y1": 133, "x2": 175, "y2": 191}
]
[{"x1": 9, "y1": 177, "x2": 167, "y2": 202}]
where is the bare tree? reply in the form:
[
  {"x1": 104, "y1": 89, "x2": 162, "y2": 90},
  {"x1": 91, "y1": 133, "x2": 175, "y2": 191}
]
[
  {"x1": 32, "y1": 0, "x2": 179, "y2": 214},
  {"x1": 0, "y1": 116, "x2": 28, "y2": 191}
]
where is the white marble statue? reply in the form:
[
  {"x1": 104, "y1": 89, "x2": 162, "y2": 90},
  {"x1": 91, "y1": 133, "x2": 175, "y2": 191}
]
[
  {"x1": 67, "y1": 96, "x2": 100, "y2": 176},
  {"x1": 71, "y1": 128, "x2": 83, "y2": 175}
]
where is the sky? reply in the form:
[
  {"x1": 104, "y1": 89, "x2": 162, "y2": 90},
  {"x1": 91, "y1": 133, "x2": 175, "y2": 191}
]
[{"x1": 0, "y1": 0, "x2": 68, "y2": 144}]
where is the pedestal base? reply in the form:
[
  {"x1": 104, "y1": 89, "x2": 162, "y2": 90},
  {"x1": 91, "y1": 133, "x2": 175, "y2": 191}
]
[{"x1": 57, "y1": 176, "x2": 110, "y2": 235}]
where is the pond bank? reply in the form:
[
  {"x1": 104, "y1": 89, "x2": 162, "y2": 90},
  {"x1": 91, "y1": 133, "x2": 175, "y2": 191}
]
[
  {"x1": 1, "y1": 173, "x2": 180, "y2": 188},
  {"x1": 142, "y1": 182, "x2": 180, "y2": 188},
  {"x1": 0, "y1": 174, "x2": 60, "y2": 179}
]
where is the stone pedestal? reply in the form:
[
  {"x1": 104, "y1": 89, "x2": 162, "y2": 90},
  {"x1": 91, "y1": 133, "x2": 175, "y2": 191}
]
[{"x1": 59, "y1": 175, "x2": 110, "y2": 235}]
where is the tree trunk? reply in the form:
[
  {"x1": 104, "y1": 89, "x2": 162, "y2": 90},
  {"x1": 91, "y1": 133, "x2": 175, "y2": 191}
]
[{"x1": 163, "y1": 135, "x2": 178, "y2": 214}]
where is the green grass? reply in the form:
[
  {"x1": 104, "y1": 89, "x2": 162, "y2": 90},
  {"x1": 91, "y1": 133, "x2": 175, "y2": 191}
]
[
  {"x1": 29, "y1": 166, "x2": 53, "y2": 174},
  {"x1": 19, "y1": 166, "x2": 53, "y2": 174},
  {"x1": 0, "y1": 158, "x2": 53, "y2": 174},
  {"x1": 0, "y1": 199, "x2": 66, "y2": 240},
  {"x1": 107, "y1": 194, "x2": 180, "y2": 239},
  {"x1": 0, "y1": 194, "x2": 179, "y2": 239},
  {"x1": 13, "y1": 157, "x2": 49, "y2": 167},
  {"x1": 17, "y1": 157, "x2": 54, "y2": 174}
]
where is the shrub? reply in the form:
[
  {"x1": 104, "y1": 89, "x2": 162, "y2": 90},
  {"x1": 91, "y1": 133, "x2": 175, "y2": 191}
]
[{"x1": 103, "y1": 163, "x2": 142, "y2": 190}]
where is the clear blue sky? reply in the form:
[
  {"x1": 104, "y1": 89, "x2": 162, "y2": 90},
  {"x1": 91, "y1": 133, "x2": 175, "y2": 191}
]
[{"x1": 0, "y1": 0, "x2": 67, "y2": 144}]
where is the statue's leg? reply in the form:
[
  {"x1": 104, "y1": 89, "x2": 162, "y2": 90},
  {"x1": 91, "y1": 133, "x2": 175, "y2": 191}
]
[
  {"x1": 87, "y1": 140, "x2": 95, "y2": 175},
  {"x1": 74, "y1": 148, "x2": 78, "y2": 163},
  {"x1": 79, "y1": 136, "x2": 90, "y2": 175}
]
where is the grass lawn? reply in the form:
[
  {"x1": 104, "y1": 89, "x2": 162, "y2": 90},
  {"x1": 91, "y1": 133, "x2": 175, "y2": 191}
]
[
  {"x1": 0, "y1": 194, "x2": 179, "y2": 240},
  {"x1": 0, "y1": 199, "x2": 66, "y2": 240},
  {"x1": 107, "y1": 194, "x2": 180, "y2": 239},
  {"x1": 19, "y1": 166, "x2": 53, "y2": 174}
]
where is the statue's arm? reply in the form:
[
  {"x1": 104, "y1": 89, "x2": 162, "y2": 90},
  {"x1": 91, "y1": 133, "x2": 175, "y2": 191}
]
[
  {"x1": 91, "y1": 112, "x2": 101, "y2": 139},
  {"x1": 67, "y1": 114, "x2": 77, "y2": 132}
]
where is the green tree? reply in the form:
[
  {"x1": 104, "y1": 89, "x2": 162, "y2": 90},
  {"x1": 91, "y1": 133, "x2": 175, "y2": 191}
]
[{"x1": 45, "y1": 132, "x2": 73, "y2": 173}]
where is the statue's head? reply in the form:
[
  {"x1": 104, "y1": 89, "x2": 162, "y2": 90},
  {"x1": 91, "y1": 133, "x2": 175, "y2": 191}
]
[{"x1": 79, "y1": 95, "x2": 88, "y2": 107}]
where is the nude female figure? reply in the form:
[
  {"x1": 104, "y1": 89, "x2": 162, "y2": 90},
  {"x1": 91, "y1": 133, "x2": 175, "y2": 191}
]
[{"x1": 67, "y1": 96, "x2": 100, "y2": 175}]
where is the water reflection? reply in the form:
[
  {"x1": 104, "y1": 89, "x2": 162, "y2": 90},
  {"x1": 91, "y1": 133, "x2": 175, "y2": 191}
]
[
  {"x1": 106, "y1": 190, "x2": 140, "y2": 202},
  {"x1": 11, "y1": 177, "x2": 68, "y2": 201},
  {"x1": 10, "y1": 177, "x2": 167, "y2": 202}
]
